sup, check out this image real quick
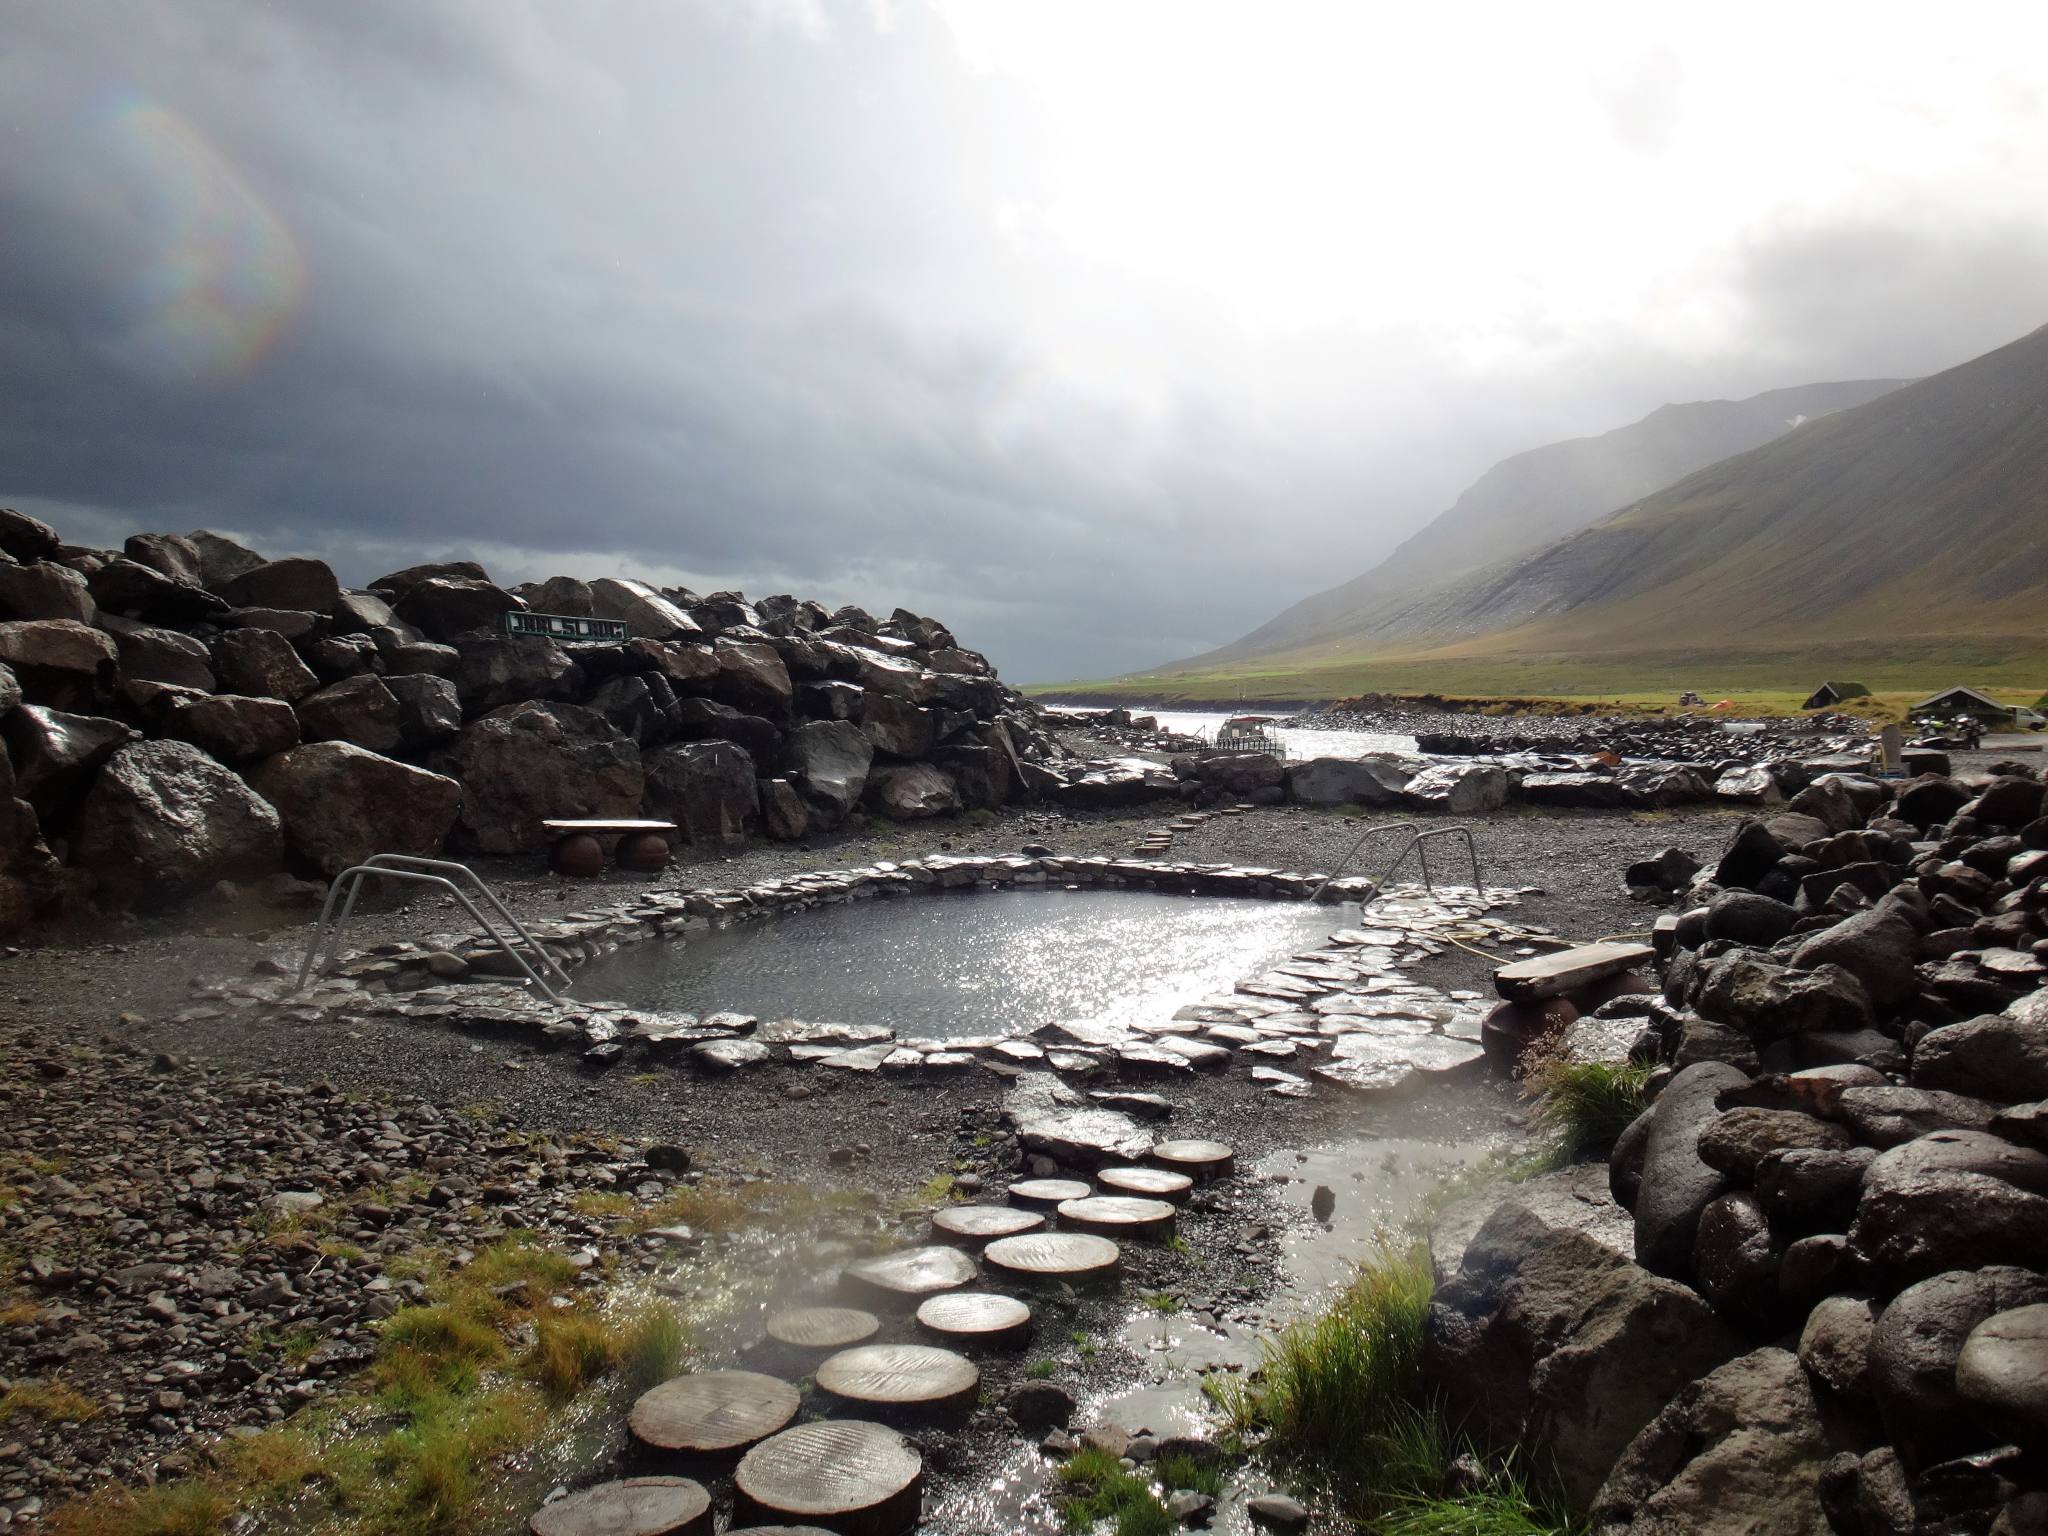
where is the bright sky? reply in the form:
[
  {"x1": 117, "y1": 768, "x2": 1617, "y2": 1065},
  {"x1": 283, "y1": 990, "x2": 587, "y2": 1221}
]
[{"x1": 4, "y1": 0, "x2": 2047, "y2": 680}]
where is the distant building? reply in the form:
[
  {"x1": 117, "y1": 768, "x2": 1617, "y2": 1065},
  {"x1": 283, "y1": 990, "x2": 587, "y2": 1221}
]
[
  {"x1": 1802, "y1": 681, "x2": 1870, "y2": 709},
  {"x1": 1911, "y1": 685, "x2": 2011, "y2": 722}
]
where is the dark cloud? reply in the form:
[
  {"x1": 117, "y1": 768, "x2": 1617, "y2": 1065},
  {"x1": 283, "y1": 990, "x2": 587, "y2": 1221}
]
[{"x1": 3, "y1": 3, "x2": 2044, "y2": 684}]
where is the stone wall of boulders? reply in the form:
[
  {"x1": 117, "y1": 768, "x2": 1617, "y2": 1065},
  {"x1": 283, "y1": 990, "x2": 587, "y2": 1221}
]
[
  {"x1": 1427, "y1": 761, "x2": 2048, "y2": 1533},
  {"x1": 0, "y1": 507, "x2": 1064, "y2": 931}
]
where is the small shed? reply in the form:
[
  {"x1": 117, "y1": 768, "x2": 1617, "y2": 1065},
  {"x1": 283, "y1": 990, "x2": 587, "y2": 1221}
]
[
  {"x1": 1911, "y1": 686, "x2": 2010, "y2": 722},
  {"x1": 1802, "y1": 681, "x2": 1870, "y2": 710}
]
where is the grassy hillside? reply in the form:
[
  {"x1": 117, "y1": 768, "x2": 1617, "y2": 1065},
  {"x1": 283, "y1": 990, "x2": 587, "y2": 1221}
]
[{"x1": 1057, "y1": 323, "x2": 2048, "y2": 712}]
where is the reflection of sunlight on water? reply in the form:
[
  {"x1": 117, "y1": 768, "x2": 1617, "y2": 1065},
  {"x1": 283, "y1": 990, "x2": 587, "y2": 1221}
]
[{"x1": 573, "y1": 889, "x2": 1338, "y2": 1039}]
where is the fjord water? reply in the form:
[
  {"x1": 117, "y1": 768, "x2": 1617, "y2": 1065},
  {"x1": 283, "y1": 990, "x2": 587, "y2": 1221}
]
[
  {"x1": 1117, "y1": 709, "x2": 1415, "y2": 757},
  {"x1": 571, "y1": 889, "x2": 1339, "y2": 1038}
]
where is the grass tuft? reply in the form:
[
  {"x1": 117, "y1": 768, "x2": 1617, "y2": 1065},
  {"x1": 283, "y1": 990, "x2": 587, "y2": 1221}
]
[
  {"x1": 620, "y1": 1306, "x2": 688, "y2": 1394},
  {"x1": 527, "y1": 1312, "x2": 620, "y2": 1403},
  {"x1": 1526, "y1": 1058, "x2": 1652, "y2": 1158},
  {"x1": 1058, "y1": 1446, "x2": 1173, "y2": 1536}
]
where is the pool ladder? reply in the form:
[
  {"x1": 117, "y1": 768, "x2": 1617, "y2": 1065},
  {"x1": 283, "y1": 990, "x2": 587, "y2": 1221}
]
[
  {"x1": 1310, "y1": 822, "x2": 1482, "y2": 904},
  {"x1": 293, "y1": 854, "x2": 570, "y2": 1003}
]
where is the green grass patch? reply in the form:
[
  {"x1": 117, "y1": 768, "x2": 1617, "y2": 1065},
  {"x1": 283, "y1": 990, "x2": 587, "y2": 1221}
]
[
  {"x1": 0, "y1": 1378, "x2": 99, "y2": 1423},
  {"x1": 527, "y1": 1312, "x2": 620, "y2": 1403},
  {"x1": 620, "y1": 1306, "x2": 688, "y2": 1394},
  {"x1": 1027, "y1": 1358, "x2": 1059, "y2": 1380},
  {"x1": 1154, "y1": 1452, "x2": 1224, "y2": 1498},
  {"x1": 1070, "y1": 1329, "x2": 1099, "y2": 1362},
  {"x1": 1526, "y1": 1058, "x2": 1652, "y2": 1159},
  {"x1": 1058, "y1": 1445, "x2": 1174, "y2": 1536},
  {"x1": 1223, "y1": 1245, "x2": 1573, "y2": 1532}
]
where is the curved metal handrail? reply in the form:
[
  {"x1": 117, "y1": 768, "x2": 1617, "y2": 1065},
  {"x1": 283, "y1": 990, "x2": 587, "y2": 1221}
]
[
  {"x1": 1310, "y1": 820, "x2": 1483, "y2": 902},
  {"x1": 354, "y1": 855, "x2": 569, "y2": 986},
  {"x1": 294, "y1": 860, "x2": 563, "y2": 1002}
]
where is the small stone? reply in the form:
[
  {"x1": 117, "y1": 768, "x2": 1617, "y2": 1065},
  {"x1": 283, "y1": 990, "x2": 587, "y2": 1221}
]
[{"x1": 1248, "y1": 1493, "x2": 1310, "y2": 1531}]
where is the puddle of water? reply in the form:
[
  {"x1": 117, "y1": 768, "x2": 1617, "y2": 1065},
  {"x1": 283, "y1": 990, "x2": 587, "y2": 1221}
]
[{"x1": 571, "y1": 888, "x2": 1338, "y2": 1040}]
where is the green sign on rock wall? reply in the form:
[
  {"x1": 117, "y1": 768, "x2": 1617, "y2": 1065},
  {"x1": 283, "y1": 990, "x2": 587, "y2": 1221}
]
[{"x1": 506, "y1": 612, "x2": 629, "y2": 643}]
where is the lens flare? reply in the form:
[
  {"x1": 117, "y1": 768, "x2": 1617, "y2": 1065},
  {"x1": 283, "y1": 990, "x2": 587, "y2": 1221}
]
[{"x1": 100, "y1": 96, "x2": 305, "y2": 382}]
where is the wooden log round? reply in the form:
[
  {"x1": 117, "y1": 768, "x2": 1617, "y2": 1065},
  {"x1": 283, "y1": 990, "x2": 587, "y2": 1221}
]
[
  {"x1": 529, "y1": 1477, "x2": 712, "y2": 1536},
  {"x1": 765, "y1": 1306, "x2": 880, "y2": 1352},
  {"x1": 1096, "y1": 1165, "x2": 1195, "y2": 1204},
  {"x1": 981, "y1": 1231, "x2": 1122, "y2": 1287},
  {"x1": 914, "y1": 1290, "x2": 1033, "y2": 1349},
  {"x1": 731, "y1": 1420, "x2": 925, "y2": 1536},
  {"x1": 1147, "y1": 1138, "x2": 1236, "y2": 1180},
  {"x1": 930, "y1": 1204, "x2": 1046, "y2": 1244},
  {"x1": 816, "y1": 1343, "x2": 981, "y2": 1418},
  {"x1": 839, "y1": 1245, "x2": 978, "y2": 1310},
  {"x1": 1056, "y1": 1194, "x2": 1178, "y2": 1242},
  {"x1": 628, "y1": 1370, "x2": 801, "y2": 1457},
  {"x1": 1006, "y1": 1178, "x2": 1092, "y2": 1210}
]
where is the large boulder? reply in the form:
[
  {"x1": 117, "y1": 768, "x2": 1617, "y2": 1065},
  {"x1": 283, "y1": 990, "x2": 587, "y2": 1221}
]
[
  {"x1": 367, "y1": 560, "x2": 490, "y2": 600},
  {"x1": 383, "y1": 674, "x2": 463, "y2": 744},
  {"x1": 528, "y1": 575, "x2": 594, "y2": 616},
  {"x1": 451, "y1": 635, "x2": 582, "y2": 715},
  {"x1": 440, "y1": 701, "x2": 644, "y2": 853},
  {"x1": 709, "y1": 638, "x2": 792, "y2": 716},
  {"x1": 1286, "y1": 755, "x2": 1409, "y2": 806},
  {"x1": 87, "y1": 557, "x2": 226, "y2": 625},
  {"x1": 644, "y1": 741, "x2": 757, "y2": 845},
  {"x1": 1869, "y1": 1267, "x2": 2048, "y2": 1469},
  {"x1": 671, "y1": 697, "x2": 781, "y2": 758},
  {"x1": 215, "y1": 556, "x2": 342, "y2": 614},
  {"x1": 208, "y1": 628, "x2": 319, "y2": 703},
  {"x1": 1631, "y1": 1061, "x2": 1751, "y2": 1279},
  {"x1": 0, "y1": 508, "x2": 61, "y2": 563},
  {"x1": 587, "y1": 578, "x2": 701, "y2": 641},
  {"x1": 295, "y1": 675, "x2": 403, "y2": 754},
  {"x1": 74, "y1": 741, "x2": 282, "y2": 897},
  {"x1": 1956, "y1": 1303, "x2": 2048, "y2": 1451},
  {"x1": 1589, "y1": 1348, "x2": 1834, "y2": 1535},
  {"x1": 0, "y1": 561, "x2": 95, "y2": 624},
  {"x1": 111, "y1": 623, "x2": 214, "y2": 693},
  {"x1": 123, "y1": 533, "x2": 206, "y2": 587},
  {"x1": 390, "y1": 576, "x2": 523, "y2": 641},
  {"x1": 162, "y1": 694, "x2": 300, "y2": 765},
  {"x1": 1793, "y1": 905, "x2": 1921, "y2": 1016},
  {"x1": 759, "y1": 778, "x2": 809, "y2": 840},
  {"x1": 865, "y1": 763, "x2": 961, "y2": 820},
  {"x1": 184, "y1": 530, "x2": 267, "y2": 589},
  {"x1": 861, "y1": 692, "x2": 937, "y2": 758},
  {"x1": 1851, "y1": 1130, "x2": 2048, "y2": 1279},
  {"x1": 1695, "y1": 954, "x2": 1874, "y2": 1039},
  {"x1": 1402, "y1": 761, "x2": 1508, "y2": 814},
  {"x1": 782, "y1": 719, "x2": 873, "y2": 829},
  {"x1": 0, "y1": 620, "x2": 117, "y2": 702},
  {"x1": 625, "y1": 638, "x2": 719, "y2": 693},
  {"x1": 1913, "y1": 1007, "x2": 2048, "y2": 1104},
  {"x1": 2, "y1": 705, "x2": 136, "y2": 811},
  {"x1": 247, "y1": 742, "x2": 462, "y2": 877},
  {"x1": 1427, "y1": 1165, "x2": 1743, "y2": 1511}
]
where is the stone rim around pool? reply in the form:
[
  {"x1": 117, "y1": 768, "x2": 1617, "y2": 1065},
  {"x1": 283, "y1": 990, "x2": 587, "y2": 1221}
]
[
  {"x1": 627, "y1": 1371, "x2": 801, "y2": 1457},
  {"x1": 913, "y1": 1291, "x2": 1033, "y2": 1349},
  {"x1": 731, "y1": 1418, "x2": 925, "y2": 1536}
]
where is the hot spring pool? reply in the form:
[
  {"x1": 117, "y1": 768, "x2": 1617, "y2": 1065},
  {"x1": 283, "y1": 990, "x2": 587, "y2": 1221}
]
[{"x1": 570, "y1": 889, "x2": 1340, "y2": 1040}]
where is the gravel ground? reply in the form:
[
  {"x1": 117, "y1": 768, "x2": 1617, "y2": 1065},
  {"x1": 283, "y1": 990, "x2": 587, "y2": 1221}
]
[{"x1": 0, "y1": 739, "x2": 1797, "y2": 1533}]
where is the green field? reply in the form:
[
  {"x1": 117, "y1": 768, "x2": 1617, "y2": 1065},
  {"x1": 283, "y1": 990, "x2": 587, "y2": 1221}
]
[{"x1": 1031, "y1": 633, "x2": 2048, "y2": 718}]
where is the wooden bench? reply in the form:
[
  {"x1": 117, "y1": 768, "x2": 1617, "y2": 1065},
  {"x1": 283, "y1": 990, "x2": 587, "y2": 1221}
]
[{"x1": 541, "y1": 819, "x2": 679, "y2": 876}]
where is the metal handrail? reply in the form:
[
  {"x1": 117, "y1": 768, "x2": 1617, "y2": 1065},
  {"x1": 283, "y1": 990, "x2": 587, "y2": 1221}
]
[
  {"x1": 1310, "y1": 821, "x2": 1482, "y2": 902},
  {"x1": 294, "y1": 857, "x2": 565, "y2": 1002},
  {"x1": 356, "y1": 855, "x2": 569, "y2": 986}
]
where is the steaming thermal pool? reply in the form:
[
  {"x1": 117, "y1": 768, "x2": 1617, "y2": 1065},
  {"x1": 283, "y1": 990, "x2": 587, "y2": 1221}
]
[{"x1": 570, "y1": 888, "x2": 1340, "y2": 1039}]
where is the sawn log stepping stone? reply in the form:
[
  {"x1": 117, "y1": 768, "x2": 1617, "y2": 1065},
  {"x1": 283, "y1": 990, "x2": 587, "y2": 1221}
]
[
  {"x1": 1006, "y1": 1178, "x2": 1092, "y2": 1210},
  {"x1": 765, "y1": 1306, "x2": 880, "y2": 1352},
  {"x1": 1056, "y1": 1194, "x2": 1178, "y2": 1242},
  {"x1": 1148, "y1": 1138, "x2": 1236, "y2": 1180},
  {"x1": 914, "y1": 1290, "x2": 1033, "y2": 1349},
  {"x1": 815, "y1": 1342, "x2": 981, "y2": 1417},
  {"x1": 529, "y1": 1475, "x2": 712, "y2": 1536},
  {"x1": 628, "y1": 1371, "x2": 800, "y2": 1457},
  {"x1": 981, "y1": 1230, "x2": 1122, "y2": 1286},
  {"x1": 930, "y1": 1204, "x2": 1047, "y2": 1243},
  {"x1": 839, "y1": 1245, "x2": 978, "y2": 1309},
  {"x1": 732, "y1": 1419, "x2": 925, "y2": 1536},
  {"x1": 1096, "y1": 1165, "x2": 1194, "y2": 1204}
]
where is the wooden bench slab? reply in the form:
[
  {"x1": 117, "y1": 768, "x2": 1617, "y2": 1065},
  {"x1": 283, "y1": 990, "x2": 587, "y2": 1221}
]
[
  {"x1": 541, "y1": 819, "x2": 679, "y2": 834},
  {"x1": 1494, "y1": 940, "x2": 1655, "y2": 1005}
]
